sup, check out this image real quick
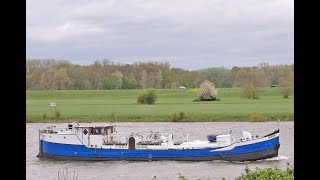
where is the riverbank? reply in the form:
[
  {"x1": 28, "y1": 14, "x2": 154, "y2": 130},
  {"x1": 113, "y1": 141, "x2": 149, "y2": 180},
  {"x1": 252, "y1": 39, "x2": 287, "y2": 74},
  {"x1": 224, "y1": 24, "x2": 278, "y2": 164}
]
[{"x1": 26, "y1": 88, "x2": 294, "y2": 123}]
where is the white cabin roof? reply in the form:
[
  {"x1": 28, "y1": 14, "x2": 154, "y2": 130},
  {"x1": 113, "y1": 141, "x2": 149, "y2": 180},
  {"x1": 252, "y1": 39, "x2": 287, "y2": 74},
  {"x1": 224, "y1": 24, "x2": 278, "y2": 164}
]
[{"x1": 75, "y1": 125, "x2": 113, "y2": 128}]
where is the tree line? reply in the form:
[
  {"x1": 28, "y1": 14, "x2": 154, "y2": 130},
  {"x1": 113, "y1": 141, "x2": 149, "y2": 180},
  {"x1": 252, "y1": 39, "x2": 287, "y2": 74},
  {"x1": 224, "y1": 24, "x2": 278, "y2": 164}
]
[{"x1": 26, "y1": 59, "x2": 294, "y2": 90}]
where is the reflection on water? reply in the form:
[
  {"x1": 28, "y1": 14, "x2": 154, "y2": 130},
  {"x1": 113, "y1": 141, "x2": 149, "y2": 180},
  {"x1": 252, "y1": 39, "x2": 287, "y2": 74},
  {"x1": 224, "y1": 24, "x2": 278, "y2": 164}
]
[{"x1": 27, "y1": 122, "x2": 293, "y2": 180}]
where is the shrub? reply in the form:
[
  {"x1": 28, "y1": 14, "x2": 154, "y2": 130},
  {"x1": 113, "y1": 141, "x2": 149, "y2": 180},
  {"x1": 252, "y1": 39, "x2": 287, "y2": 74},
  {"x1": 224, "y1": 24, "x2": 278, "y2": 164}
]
[
  {"x1": 193, "y1": 97, "x2": 220, "y2": 102},
  {"x1": 137, "y1": 89, "x2": 158, "y2": 104},
  {"x1": 197, "y1": 80, "x2": 218, "y2": 101},
  {"x1": 178, "y1": 173, "x2": 188, "y2": 180},
  {"x1": 110, "y1": 113, "x2": 116, "y2": 121},
  {"x1": 42, "y1": 113, "x2": 47, "y2": 120},
  {"x1": 280, "y1": 87, "x2": 293, "y2": 98},
  {"x1": 55, "y1": 110, "x2": 61, "y2": 119},
  {"x1": 235, "y1": 163, "x2": 294, "y2": 180},
  {"x1": 193, "y1": 97, "x2": 201, "y2": 102},
  {"x1": 172, "y1": 112, "x2": 185, "y2": 122},
  {"x1": 279, "y1": 69, "x2": 294, "y2": 98},
  {"x1": 242, "y1": 82, "x2": 258, "y2": 99}
]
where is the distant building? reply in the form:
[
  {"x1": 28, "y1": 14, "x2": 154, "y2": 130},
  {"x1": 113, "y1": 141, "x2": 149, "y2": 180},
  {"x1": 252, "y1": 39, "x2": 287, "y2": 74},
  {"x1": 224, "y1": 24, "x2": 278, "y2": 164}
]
[{"x1": 179, "y1": 86, "x2": 186, "y2": 89}]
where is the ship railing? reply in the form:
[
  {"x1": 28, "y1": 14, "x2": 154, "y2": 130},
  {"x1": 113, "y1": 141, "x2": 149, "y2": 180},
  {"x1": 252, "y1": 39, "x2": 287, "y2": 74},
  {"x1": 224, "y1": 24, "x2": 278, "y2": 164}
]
[{"x1": 40, "y1": 126, "x2": 75, "y2": 134}]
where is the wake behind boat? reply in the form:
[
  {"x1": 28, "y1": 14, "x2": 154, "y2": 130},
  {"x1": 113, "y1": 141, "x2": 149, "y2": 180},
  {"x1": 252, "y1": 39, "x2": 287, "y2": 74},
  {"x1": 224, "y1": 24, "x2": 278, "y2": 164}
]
[{"x1": 37, "y1": 123, "x2": 280, "y2": 161}]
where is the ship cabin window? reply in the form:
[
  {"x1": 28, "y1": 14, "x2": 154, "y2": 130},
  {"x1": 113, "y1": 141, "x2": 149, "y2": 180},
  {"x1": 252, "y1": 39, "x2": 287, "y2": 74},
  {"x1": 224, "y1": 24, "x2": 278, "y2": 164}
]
[
  {"x1": 89, "y1": 127, "x2": 103, "y2": 135},
  {"x1": 101, "y1": 126, "x2": 114, "y2": 135},
  {"x1": 89, "y1": 126, "x2": 114, "y2": 135},
  {"x1": 103, "y1": 127, "x2": 108, "y2": 135}
]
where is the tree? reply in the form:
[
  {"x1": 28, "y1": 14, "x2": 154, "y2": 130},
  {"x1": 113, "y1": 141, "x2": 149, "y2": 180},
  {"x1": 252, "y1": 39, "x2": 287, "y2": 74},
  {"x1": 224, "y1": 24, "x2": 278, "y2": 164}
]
[
  {"x1": 148, "y1": 70, "x2": 162, "y2": 88},
  {"x1": 137, "y1": 89, "x2": 158, "y2": 104},
  {"x1": 26, "y1": 59, "x2": 294, "y2": 90},
  {"x1": 270, "y1": 76, "x2": 279, "y2": 86},
  {"x1": 279, "y1": 69, "x2": 294, "y2": 98},
  {"x1": 242, "y1": 81, "x2": 258, "y2": 99},
  {"x1": 122, "y1": 74, "x2": 138, "y2": 89},
  {"x1": 233, "y1": 68, "x2": 249, "y2": 87},
  {"x1": 102, "y1": 71, "x2": 124, "y2": 90},
  {"x1": 139, "y1": 70, "x2": 148, "y2": 89},
  {"x1": 211, "y1": 77, "x2": 221, "y2": 88},
  {"x1": 39, "y1": 68, "x2": 71, "y2": 90},
  {"x1": 88, "y1": 71, "x2": 102, "y2": 90},
  {"x1": 197, "y1": 80, "x2": 218, "y2": 101},
  {"x1": 26, "y1": 74, "x2": 32, "y2": 89},
  {"x1": 102, "y1": 77, "x2": 113, "y2": 90},
  {"x1": 198, "y1": 67, "x2": 231, "y2": 87},
  {"x1": 170, "y1": 82, "x2": 178, "y2": 89},
  {"x1": 40, "y1": 70, "x2": 55, "y2": 89},
  {"x1": 110, "y1": 71, "x2": 123, "y2": 89},
  {"x1": 127, "y1": 74, "x2": 138, "y2": 89},
  {"x1": 162, "y1": 69, "x2": 176, "y2": 88},
  {"x1": 53, "y1": 68, "x2": 72, "y2": 90}
]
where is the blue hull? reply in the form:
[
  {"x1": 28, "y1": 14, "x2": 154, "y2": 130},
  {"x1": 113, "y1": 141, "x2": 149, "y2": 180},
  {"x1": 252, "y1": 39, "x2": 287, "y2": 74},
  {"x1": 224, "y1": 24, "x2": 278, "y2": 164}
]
[{"x1": 38, "y1": 137, "x2": 279, "y2": 161}]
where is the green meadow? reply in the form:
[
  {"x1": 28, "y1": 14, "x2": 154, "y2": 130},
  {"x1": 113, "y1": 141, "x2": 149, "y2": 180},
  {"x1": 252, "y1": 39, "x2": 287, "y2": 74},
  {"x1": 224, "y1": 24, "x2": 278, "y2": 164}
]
[{"x1": 26, "y1": 88, "x2": 293, "y2": 122}]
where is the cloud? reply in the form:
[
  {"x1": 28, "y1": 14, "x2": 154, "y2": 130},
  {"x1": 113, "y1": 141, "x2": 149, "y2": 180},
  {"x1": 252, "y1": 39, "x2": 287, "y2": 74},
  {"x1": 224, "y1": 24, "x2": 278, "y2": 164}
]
[
  {"x1": 27, "y1": 22, "x2": 104, "y2": 42},
  {"x1": 26, "y1": 0, "x2": 294, "y2": 69}
]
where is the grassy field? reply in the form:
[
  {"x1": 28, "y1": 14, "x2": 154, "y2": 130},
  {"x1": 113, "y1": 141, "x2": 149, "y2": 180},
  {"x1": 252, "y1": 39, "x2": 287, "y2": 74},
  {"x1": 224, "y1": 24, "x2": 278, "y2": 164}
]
[{"x1": 26, "y1": 88, "x2": 294, "y2": 122}]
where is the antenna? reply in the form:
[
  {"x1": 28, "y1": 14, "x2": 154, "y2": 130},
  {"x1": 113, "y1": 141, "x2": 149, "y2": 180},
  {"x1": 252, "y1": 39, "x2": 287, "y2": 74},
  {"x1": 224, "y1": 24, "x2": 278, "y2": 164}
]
[{"x1": 277, "y1": 119, "x2": 281, "y2": 130}]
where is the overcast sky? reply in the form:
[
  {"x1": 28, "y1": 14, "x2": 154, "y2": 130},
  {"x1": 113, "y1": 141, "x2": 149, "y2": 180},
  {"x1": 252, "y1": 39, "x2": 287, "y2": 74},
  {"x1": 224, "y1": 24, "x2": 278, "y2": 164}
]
[{"x1": 26, "y1": 0, "x2": 294, "y2": 70}]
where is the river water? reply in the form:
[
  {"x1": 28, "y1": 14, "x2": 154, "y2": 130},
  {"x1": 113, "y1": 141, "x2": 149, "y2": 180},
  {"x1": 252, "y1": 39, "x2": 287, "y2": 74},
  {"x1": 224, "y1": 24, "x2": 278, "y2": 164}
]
[{"x1": 27, "y1": 122, "x2": 293, "y2": 180}]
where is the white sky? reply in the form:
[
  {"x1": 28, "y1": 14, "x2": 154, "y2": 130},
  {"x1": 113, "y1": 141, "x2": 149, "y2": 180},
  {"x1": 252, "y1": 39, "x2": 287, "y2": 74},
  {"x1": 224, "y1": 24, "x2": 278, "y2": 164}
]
[{"x1": 26, "y1": 0, "x2": 294, "y2": 70}]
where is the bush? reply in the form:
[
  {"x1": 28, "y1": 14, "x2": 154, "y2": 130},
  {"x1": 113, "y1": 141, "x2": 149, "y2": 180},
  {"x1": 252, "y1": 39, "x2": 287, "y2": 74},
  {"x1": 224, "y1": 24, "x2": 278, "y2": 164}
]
[
  {"x1": 172, "y1": 112, "x2": 185, "y2": 122},
  {"x1": 193, "y1": 97, "x2": 220, "y2": 102},
  {"x1": 42, "y1": 113, "x2": 47, "y2": 120},
  {"x1": 235, "y1": 163, "x2": 294, "y2": 180},
  {"x1": 178, "y1": 173, "x2": 188, "y2": 180},
  {"x1": 242, "y1": 82, "x2": 259, "y2": 99},
  {"x1": 197, "y1": 80, "x2": 218, "y2": 101},
  {"x1": 193, "y1": 98, "x2": 201, "y2": 102},
  {"x1": 110, "y1": 113, "x2": 116, "y2": 121},
  {"x1": 55, "y1": 110, "x2": 61, "y2": 119},
  {"x1": 280, "y1": 87, "x2": 293, "y2": 98},
  {"x1": 279, "y1": 70, "x2": 294, "y2": 99},
  {"x1": 137, "y1": 89, "x2": 158, "y2": 104}
]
